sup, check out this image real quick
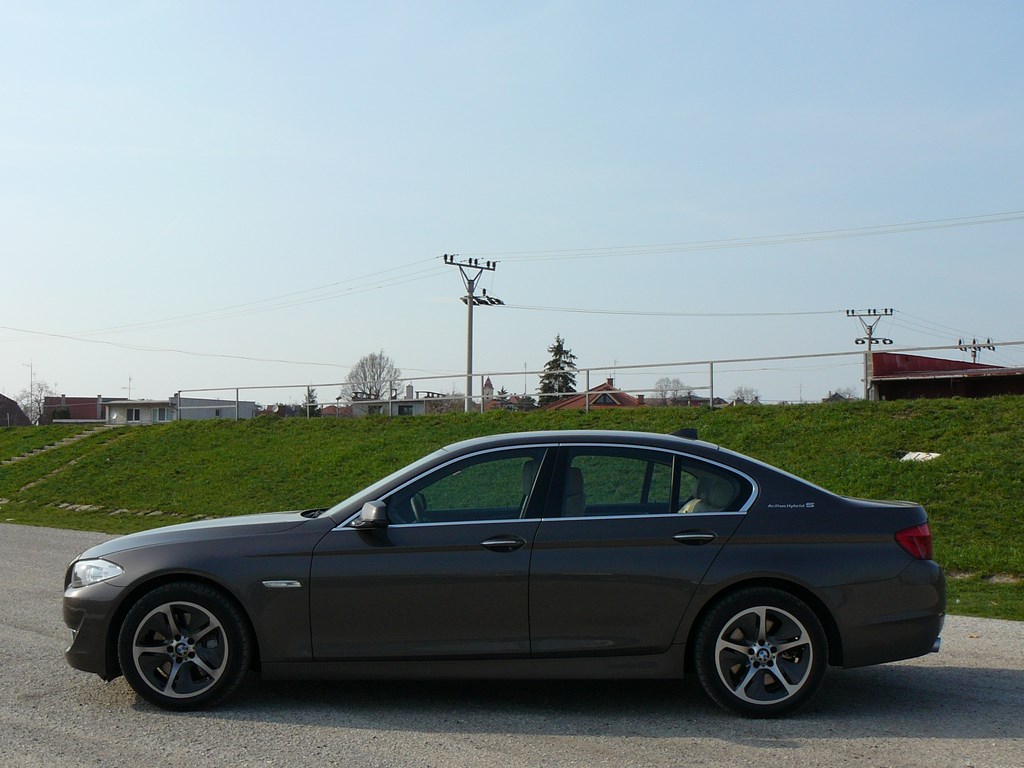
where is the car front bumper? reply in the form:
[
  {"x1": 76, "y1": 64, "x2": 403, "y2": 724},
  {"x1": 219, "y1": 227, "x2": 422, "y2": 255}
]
[{"x1": 63, "y1": 581, "x2": 125, "y2": 680}]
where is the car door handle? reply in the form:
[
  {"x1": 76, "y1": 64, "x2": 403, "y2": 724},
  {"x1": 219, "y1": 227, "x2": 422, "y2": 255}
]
[
  {"x1": 480, "y1": 536, "x2": 527, "y2": 552},
  {"x1": 673, "y1": 531, "x2": 717, "y2": 545}
]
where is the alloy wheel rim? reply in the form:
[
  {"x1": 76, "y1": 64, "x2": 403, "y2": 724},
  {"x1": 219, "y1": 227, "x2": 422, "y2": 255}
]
[
  {"x1": 713, "y1": 605, "x2": 813, "y2": 705},
  {"x1": 131, "y1": 601, "x2": 229, "y2": 699}
]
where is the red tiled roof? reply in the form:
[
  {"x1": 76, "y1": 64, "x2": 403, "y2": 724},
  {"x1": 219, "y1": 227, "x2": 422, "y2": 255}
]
[{"x1": 540, "y1": 380, "x2": 644, "y2": 410}]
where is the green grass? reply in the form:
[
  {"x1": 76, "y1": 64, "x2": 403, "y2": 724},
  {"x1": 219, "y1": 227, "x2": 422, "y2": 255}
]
[
  {"x1": 946, "y1": 575, "x2": 1024, "y2": 620},
  {"x1": 0, "y1": 424, "x2": 95, "y2": 462},
  {"x1": 2, "y1": 398, "x2": 1022, "y2": 619}
]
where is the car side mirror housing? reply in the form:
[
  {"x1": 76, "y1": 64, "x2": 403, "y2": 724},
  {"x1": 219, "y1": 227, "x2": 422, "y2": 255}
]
[{"x1": 351, "y1": 501, "x2": 389, "y2": 530}]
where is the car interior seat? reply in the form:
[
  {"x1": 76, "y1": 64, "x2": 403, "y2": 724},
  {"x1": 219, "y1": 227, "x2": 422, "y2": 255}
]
[
  {"x1": 563, "y1": 467, "x2": 587, "y2": 517},
  {"x1": 680, "y1": 475, "x2": 734, "y2": 513},
  {"x1": 520, "y1": 459, "x2": 539, "y2": 514}
]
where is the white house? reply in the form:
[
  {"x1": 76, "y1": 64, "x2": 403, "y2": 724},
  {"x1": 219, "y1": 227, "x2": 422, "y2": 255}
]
[
  {"x1": 350, "y1": 384, "x2": 428, "y2": 418},
  {"x1": 105, "y1": 399, "x2": 176, "y2": 426},
  {"x1": 105, "y1": 395, "x2": 258, "y2": 425}
]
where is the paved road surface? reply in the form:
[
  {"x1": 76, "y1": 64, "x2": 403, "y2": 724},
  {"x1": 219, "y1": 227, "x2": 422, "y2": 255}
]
[{"x1": 1, "y1": 523, "x2": 1021, "y2": 767}]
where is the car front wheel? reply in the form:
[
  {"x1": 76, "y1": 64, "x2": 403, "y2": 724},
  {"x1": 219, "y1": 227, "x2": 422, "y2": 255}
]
[
  {"x1": 694, "y1": 587, "x2": 828, "y2": 717},
  {"x1": 117, "y1": 582, "x2": 252, "y2": 710}
]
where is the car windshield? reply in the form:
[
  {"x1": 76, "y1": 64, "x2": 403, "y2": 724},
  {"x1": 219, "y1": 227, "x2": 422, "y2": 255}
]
[{"x1": 324, "y1": 446, "x2": 452, "y2": 518}]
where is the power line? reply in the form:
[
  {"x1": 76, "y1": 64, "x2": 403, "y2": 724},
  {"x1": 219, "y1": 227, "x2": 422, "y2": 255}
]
[
  {"x1": 78, "y1": 257, "x2": 444, "y2": 336},
  {"x1": 51, "y1": 209, "x2": 1024, "y2": 334},
  {"x1": 462, "y1": 209, "x2": 1024, "y2": 262},
  {"x1": 501, "y1": 304, "x2": 842, "y2": 318},
  {"x1": 891, "y1": 312, "x2": 1023, "y2": 367},
  {"x1": 0, "y1": 323, "x2": 350, "y2": 368},
  {"x1": 958, "y1": 337, "x2": 996, "y2": 364},
  {"x1": 0, "y1": 321, "x2": 465, "y2": 375}
]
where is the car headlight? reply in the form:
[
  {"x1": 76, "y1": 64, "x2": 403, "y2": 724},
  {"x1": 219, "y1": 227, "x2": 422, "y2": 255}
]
[{"x1": 70, "y1": 559, "x2": 124, "y2": 589}]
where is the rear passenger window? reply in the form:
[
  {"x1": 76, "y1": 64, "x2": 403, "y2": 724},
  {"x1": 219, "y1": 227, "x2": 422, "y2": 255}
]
[
  {"x1": 561, "y1": 448, "x2": 673, "y2": 517},
  {"x1": 677, "y1": 464, "x2": 750, "y2": 514},
  {"x1": 558, "y1": 446, "x2": 754, "y2": 518}
]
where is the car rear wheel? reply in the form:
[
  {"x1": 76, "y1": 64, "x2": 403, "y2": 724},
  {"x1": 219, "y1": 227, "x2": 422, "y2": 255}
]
[
  {"x1": 117, "y1": 582, "x2": 252, "y2": 710},
  {"x1": 694, "y1": 587, "x2": 827, "y2": 717}
]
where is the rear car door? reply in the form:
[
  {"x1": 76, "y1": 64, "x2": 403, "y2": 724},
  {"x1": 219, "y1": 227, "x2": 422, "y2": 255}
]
[
  {"x1": 310, "y1": 447, "x2": 549, "y2": 659},
  {"x1": 529, "y1": 444, "x2": 753, "y2": 656}
]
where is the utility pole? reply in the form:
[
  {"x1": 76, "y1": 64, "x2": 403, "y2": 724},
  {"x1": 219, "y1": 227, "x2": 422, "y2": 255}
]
[
  {"x1": 443, "y1": 254, "x2": 503, "y2": 412},
  {"x1": 846, "y1": 308, "x2": 894, "y2": 400},
  {"x1": 21, "y1": 361, "x2": 35, "y2": 423},
  {"x1": 958, "y1": 337, "x2": 995, "y2": 364}
]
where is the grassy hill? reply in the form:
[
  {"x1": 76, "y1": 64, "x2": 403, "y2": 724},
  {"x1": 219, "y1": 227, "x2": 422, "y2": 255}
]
[{"x1": 2, "y1": 397, "x2": 1021, "y2": 619}]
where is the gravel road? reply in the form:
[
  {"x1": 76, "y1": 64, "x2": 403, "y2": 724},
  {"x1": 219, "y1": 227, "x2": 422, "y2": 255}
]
[{"x1": 1, "y1": 523, "x2": 1021, "y2": 768}]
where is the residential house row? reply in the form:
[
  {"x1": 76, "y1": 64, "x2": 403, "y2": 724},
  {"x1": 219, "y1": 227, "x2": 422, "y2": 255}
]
[{"x1": 5, "y1": 351, "x2": 1023, "y2": 427}]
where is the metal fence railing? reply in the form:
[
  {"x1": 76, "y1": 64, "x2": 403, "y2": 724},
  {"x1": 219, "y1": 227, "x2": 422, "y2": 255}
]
[{"x1": 174, "y1": 340, "x2": 1024, "y2": 418}]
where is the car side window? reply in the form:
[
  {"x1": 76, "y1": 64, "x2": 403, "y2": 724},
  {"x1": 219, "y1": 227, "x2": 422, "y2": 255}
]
[
  {"x1": 561, "y1": 448, "x2": 674, "y2": 517},
  {"x1": 677, "y1": 462, "x2": 750, "y2": 514},
  {"x1": 385, "y1": 448, "x2": 547, "y2": 525}
]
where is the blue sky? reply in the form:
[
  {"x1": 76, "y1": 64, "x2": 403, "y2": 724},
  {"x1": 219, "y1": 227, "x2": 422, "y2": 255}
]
[{"x1": 3, "y1": 1, "x2": 1023, "y2": 406}]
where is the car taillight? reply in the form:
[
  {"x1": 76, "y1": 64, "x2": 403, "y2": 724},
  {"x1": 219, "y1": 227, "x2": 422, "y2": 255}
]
[{"x1": 895, "y1": 523, "x2": 933, "y2": 560}]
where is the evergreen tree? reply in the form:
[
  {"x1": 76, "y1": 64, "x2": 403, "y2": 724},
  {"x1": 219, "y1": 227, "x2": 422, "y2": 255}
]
[
  {"x1": 302, "y1": 386, "x2": 321, "y2": 417},
  {"x1": 538, "y1": 334, "x2": 578, "y2": 402}
]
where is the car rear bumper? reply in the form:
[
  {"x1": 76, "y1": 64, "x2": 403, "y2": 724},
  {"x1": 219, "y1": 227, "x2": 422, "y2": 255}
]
[{"x1": 833, "y1": 559, "x2": 946, "y2": 668}]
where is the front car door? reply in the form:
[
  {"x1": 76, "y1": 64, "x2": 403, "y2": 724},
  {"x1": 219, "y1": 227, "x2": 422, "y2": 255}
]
[
  {"x1": 310, "y1": 446, "x2": 550, "y2": 659},
  {"x1": 529, "y1": 444, "x2": 754, "y2": 656}
]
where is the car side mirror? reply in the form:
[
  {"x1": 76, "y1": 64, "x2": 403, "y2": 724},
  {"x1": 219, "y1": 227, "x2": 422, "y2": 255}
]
[{"x1": 351, "y1": 501, "x2": 389, "y2": 530}]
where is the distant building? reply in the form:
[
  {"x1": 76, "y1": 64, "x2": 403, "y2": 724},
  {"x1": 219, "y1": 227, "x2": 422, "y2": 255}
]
[
  {"x1": 540, "y1": 378, "x2": 646, "y2": 410},
  {"x1": 173, "y1": 396, "x2": 259, "y2": 421},
  {"x1": 38, "y1": 393, "x2": 258, "y2": 425},
  {"x1": 40, "y1": 395, "x2": 109, "y2": 424},
  {"x1": 725, "y1": 395, "x2": 763, "y2": 406},
  {"x1": 0, "y1": 394, "x2": 31, "y2": 426},
  {"x1": 351, "y1": 385, "x2": 427, "y2": 418},
  {"x1": 320, "y1": 404, "x2": 353, "y2": 418},
  {"x1": 822, "y1": 391, "x2": 853, "y2": 403},
  {"x1": 105, "y1": 399, "x2": 177, "y2": 426},
  {"x1": 871, "y1": 352, "x2": 1024, "y2": 400},
  {"x1": 104, "y1": 395, "x2": 258, "y2": 425},
  {"x1": 672, "y1": 393, "x2": 729, "y2": 408},
  {"x1": 480, "y1": 377, "x2": 535, "y2": 412}
]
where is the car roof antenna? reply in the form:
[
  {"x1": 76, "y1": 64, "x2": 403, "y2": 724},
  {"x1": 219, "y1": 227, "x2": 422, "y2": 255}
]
[{"x1": 671, "y1": 428, "x2": 699, "y2": 440}]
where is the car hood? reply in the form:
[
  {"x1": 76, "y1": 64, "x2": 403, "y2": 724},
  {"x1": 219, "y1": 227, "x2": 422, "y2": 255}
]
[{"x1": 74, "y1": 510, "x2": 314, "y2": 561}]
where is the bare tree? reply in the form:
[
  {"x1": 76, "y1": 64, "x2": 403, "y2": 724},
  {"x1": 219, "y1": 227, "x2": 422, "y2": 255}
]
[
  {"x1": 15, "y1": 377, "x2": 57, "y2": 425},
  {"x1": 653, "y1": 376, "x2": 691, "y2": 406},
  {"x1": 731, "y1": 386, "x2": 760, "y2": 404},
  {"x1": 341, "y1": 351, "x2": 402, "y2": 403}
]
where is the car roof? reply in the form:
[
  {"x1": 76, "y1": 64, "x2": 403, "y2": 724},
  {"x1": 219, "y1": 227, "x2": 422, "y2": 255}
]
[{"x1": 440, "y1": 430, "x2": 723, "y2": 455}]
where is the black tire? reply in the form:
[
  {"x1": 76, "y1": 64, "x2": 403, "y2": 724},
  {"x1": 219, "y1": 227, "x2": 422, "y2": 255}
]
[
  {"x1": 694, "y1": 587, "x2": 828, "y2": 717},
  {"x1": 117, "y1": 582, "x2": 252, "y2": 711}
]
